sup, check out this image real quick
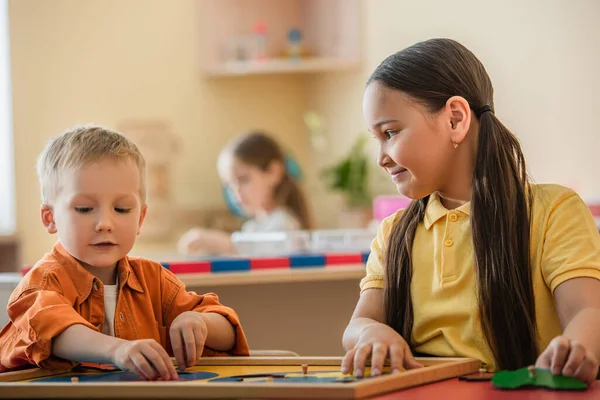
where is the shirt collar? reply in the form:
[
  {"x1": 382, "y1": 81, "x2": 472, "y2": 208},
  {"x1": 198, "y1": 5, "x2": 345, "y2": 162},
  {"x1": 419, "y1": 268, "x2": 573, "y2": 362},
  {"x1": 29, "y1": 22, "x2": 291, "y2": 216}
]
[
  {"x1": 423, "y1": 192, "x2": 471, "y2": 230},
  {"x1": 52, "y1": 241, "x2": 144, "y2": 301}
]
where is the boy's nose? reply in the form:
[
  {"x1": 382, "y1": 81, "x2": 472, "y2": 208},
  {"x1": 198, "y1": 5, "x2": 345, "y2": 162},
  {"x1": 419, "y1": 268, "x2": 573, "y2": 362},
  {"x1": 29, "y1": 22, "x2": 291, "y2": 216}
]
[{"x1": 95, "y1": 213, "x2": 113, "y2": 232}]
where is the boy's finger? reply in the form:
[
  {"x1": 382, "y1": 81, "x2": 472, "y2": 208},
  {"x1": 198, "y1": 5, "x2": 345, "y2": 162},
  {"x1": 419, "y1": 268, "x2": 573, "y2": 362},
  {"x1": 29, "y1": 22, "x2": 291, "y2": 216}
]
[
  {"x1": 146, "y1": 343, "x2": 177, "y2": 381},
  {"x1": 170, "y1": 328, "x2": 186, "y2": 370},
  {"x1": 193, "y1": 324, "x2": 206, "y2": 363},
  {"x1": 182, "y1": 327, "x2": 197, "y2": 367},
  {"x1": 149, "y1": 340, "x2": 178, "y2": 380},
  {"x1": 130, "y1": 353, "x2": 155, "y2": 380}
]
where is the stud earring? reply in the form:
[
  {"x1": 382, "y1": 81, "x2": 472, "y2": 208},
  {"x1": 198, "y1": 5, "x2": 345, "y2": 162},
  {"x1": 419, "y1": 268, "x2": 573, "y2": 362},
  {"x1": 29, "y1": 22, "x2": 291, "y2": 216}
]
[{"x1": 453, "y1": 142, "x2": 459, "y2": 149}]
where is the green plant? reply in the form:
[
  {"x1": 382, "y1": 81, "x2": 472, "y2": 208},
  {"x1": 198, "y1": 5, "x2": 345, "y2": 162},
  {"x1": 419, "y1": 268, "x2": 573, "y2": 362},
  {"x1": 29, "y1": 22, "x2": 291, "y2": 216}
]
[{"x1": 321, "y1": 135, "x2": 372, "y2": 208}]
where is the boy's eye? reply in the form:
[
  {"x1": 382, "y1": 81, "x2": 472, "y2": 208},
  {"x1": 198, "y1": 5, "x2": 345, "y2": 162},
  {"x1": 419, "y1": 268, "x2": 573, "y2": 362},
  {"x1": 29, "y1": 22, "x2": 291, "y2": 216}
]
[
  {"x1": 115, "y1": 208, "x2": 131, "y2": 214},
  {"x1": 75, "y1": 207, "x2": 92, "y2": 214}
]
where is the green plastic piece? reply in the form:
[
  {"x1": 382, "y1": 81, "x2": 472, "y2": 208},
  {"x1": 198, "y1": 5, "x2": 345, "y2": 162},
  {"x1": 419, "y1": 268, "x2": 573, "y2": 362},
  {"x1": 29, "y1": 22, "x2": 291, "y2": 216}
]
[{"x1": 492, "y1": 367, "x2": 587, "y2": 391}]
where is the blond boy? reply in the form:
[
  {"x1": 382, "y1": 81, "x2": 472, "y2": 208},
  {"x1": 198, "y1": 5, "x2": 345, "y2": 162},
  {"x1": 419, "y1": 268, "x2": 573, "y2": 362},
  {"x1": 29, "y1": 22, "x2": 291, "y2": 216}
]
[{"x1": 0, "y1": 125, "x2": 249, "y2": 380}]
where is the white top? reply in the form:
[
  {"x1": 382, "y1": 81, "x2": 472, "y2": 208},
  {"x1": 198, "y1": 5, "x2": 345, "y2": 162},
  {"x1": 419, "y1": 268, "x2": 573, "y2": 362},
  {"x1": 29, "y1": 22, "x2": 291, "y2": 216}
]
[
  {"x1": 102, "y1": 281, "x2": 119, "y2": 336},
  {"x1": 241, "y1": 208, "x2": 301, "y2": 232}
]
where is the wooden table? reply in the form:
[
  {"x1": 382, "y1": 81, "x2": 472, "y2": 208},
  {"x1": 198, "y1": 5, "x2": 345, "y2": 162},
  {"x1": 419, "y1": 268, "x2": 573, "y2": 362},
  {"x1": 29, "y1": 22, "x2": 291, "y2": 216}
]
[{"x1": 376, "y1": 378, "x2": 600, "y2": 399}]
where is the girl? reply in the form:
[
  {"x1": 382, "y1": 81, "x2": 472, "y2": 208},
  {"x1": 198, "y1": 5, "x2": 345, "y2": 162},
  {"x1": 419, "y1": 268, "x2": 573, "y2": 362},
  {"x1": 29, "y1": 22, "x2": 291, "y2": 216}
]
[
  {"x1": 342, "y1": 39, "x2": 600, "y2": 384},
  {"x1": 178, "y1": 131, "x2": 313, "y2": 254}
]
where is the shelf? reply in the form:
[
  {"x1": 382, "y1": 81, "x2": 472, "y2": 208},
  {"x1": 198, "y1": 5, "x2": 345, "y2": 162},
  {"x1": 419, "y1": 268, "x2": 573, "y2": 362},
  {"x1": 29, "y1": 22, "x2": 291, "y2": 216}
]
[
  {"x1": 178, "y1": 264, "x2": 365, "y2": 287},
  {"x1": 200, "y1": 0, "x2": 361, "y2": 77},
  {"x1": 206, "y1": 57, "x2": 359, "y2": 77}
]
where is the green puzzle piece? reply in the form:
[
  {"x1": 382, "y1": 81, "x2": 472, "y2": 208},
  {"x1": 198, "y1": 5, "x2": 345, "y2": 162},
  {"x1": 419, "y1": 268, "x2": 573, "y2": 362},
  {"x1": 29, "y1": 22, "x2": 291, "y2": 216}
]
[{"x1": 492, "y1": 367, "x2": 587, "y2": 391}]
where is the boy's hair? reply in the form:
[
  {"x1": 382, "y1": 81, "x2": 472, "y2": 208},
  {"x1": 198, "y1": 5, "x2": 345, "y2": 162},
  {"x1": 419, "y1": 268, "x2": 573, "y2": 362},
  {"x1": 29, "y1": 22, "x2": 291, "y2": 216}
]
[
  {"x1": 224, "y1": 131, "x2": 313, "y2": 230},
  {"x1": 36, "y1": 125, "x2": 146, "y2": 204},
  {"x1": 370, "y1": 39, "x2": 536, "y2": 371}
]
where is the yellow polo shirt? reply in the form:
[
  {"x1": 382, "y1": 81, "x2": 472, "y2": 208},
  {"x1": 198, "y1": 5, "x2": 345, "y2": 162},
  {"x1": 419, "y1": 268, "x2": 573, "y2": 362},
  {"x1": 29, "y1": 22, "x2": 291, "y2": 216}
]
[{"x1": 360, "y1": 184, "x2": 600, "y2": 371}]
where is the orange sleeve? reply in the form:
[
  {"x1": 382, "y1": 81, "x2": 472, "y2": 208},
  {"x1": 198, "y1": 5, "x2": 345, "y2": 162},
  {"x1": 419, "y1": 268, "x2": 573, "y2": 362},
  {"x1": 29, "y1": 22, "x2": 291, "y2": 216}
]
[
  {"x1": 0, "y1": 285, "x2": 96, "y2": 371},
  {"x1": 160, "y1": 267, "x2": 250, "y2": 356}
]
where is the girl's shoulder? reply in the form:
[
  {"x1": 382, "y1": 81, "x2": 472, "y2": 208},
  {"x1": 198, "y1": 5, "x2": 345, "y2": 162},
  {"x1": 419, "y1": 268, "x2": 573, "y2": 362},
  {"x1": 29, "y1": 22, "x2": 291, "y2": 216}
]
[{"x1": 530, "y1": 183, "x2": 581, "y2": 213}]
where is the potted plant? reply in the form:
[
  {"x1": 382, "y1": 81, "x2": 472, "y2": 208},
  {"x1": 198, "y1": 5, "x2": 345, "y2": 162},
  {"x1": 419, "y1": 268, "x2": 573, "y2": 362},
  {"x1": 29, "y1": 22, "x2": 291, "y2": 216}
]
[{"x1": 321, "y1": 135, "x2": 373, "y2": 228}]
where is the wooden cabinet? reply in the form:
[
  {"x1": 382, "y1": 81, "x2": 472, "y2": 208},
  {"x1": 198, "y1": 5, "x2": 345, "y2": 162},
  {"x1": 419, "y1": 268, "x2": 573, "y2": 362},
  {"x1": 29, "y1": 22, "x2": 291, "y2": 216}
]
[{"x1": 0, "y1": 235, "x2": 20, "y2": 273}]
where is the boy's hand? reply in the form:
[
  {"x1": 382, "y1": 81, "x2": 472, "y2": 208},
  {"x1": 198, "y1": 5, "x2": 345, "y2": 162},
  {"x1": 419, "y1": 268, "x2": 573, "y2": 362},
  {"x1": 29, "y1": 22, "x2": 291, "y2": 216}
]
[
  {"x1": 111, "y1": 338, "x2": 178, "y2": 381},
  {"x1": 536, "y1": 336, "x2": 599, "y2": 385},
  {"x1": 170, "y1": 311, "x2": 208, "y2": 369},
  {"x1": 341, "y1": 322, "x2": 422, "y2": 377}
]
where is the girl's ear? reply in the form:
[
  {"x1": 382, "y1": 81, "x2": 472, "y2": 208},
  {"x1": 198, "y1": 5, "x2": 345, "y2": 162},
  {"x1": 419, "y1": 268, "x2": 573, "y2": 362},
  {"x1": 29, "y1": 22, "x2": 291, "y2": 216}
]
[
  {"x1": 40, "y1": 204, "x2": 57, "y2": 234},
  {"x1": 266, "y1": 160, "x2": 285, "y2": 185},
  {"x1": 444, "y1": 96, "x2": 472, "y2": 146}
]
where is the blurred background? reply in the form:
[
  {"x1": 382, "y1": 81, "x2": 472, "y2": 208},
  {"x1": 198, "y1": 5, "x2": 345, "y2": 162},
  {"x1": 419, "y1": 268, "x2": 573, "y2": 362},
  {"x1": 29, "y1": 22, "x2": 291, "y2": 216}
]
[{"x1": 0, "y1": 0, "x2": 599, "y2": 355}]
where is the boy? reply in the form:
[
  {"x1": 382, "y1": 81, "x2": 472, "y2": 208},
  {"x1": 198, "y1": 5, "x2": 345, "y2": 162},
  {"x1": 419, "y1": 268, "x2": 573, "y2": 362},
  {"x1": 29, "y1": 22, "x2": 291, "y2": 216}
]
[{"x1": 0, "y1": 125, "x2": 249, "y2": 380}]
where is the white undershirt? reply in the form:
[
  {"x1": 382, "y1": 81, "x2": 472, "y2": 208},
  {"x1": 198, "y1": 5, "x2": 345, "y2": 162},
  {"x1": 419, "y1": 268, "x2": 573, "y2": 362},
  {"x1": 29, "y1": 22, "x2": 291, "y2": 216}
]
[
  {"x1": 241, "y1": 208, "x2": 301, "y2": 232},
  {"x1": 102, "y1": 280, "x2": 119, "y2": 337}
]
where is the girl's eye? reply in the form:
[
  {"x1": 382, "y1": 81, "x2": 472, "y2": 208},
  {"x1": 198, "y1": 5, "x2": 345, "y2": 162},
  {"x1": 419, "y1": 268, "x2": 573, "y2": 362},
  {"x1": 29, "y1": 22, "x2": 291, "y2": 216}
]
[
  {"x1": 75, "y1": 207, "x2": 92, "y2": 214},
  {"x1": 384, "y1": 130, "x2": 398, "y2": 139},
  {"x1": 115, "y1": 208, "x2": 131, "y2": 214}
]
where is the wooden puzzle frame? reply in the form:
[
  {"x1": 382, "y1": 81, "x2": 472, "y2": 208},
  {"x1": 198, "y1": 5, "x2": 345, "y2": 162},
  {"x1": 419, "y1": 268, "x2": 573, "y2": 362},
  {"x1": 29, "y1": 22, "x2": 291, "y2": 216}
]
[{"x1": 0, "y1": 356, "x2": 480, "y2": 399}]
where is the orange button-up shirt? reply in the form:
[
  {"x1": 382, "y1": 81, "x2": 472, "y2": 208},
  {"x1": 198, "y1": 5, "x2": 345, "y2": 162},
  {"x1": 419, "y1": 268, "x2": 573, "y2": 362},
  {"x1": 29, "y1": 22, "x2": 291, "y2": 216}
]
[{"x1": 0, "y1": 242, "x2": 249, "y2": 371}]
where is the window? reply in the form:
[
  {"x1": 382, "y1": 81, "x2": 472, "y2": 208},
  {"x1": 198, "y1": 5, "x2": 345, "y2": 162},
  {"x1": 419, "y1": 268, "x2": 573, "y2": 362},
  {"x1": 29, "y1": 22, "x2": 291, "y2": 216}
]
[{"x1": 0, "y1": 0, "x2": 14, "y2": 235}]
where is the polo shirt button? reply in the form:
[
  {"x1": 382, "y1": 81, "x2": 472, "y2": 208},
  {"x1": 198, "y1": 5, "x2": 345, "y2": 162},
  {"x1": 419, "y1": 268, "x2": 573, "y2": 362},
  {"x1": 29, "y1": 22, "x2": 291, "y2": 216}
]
[
  {"x1": 448, "y1": 212, "x2": 458, "y2": 222},
  {"x1": 444, "y1": 239, "x2": 454, "y2": 247}
]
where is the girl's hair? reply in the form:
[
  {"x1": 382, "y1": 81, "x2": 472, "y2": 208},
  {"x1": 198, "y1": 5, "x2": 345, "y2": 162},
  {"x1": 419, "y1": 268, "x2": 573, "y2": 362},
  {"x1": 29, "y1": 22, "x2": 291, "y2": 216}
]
[
  {"x1": 228, "y1": 131, "x2": 313, "y2": 230},
  {"x1": 370, "y1": 39, "x2": 536, "y2": 370}
]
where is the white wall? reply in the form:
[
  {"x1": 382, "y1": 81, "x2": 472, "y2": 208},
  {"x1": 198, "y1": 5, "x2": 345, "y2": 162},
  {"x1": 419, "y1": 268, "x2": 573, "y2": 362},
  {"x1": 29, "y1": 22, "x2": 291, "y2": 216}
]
[{"x1": 307, "y1": 0, "x2": 600, "y2": 227}]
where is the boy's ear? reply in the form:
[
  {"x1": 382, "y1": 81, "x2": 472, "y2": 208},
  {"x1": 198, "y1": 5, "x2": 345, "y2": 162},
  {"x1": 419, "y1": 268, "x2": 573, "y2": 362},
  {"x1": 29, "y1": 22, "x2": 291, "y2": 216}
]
[
  {"x1": 40, "y1": 204, "x2": 57, "y2": 234},
  {"x1": 137, "y1": 204, "x2": 148, "y2": 235}
]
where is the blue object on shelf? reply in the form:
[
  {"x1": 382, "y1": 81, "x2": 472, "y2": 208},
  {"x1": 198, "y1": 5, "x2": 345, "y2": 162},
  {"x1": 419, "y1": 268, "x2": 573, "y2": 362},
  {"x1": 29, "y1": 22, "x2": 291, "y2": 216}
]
[
  {"x1": 210, "y1": 258, "x2": 251, "y2": 273},
  {"x1": 361, "y1": 252, "x2": 370, "y2": 263},
  {"x1": 289, "y1": 254, "x2": 326, "y2": 268}
]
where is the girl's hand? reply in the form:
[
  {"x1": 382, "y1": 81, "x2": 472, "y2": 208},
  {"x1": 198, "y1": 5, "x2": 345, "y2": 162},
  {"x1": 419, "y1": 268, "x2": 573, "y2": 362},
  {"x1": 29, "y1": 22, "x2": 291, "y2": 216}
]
[
  {"x1": 177, "y1": 228, "x2": 233, "y2": 254},
  {"x1": 536, "y1": 336, "x2": 599, "y2": 385},
  {"x1": 341, "y1": 322, "x2": 423, "y2": 377}
]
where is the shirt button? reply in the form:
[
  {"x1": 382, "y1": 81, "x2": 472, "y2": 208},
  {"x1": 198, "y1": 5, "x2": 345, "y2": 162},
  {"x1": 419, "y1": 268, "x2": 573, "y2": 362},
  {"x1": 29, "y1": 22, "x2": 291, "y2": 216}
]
[
  {"x1": 444, "y1": 239, "x2": 454, "y2": 247},
  {"x1": 93, "y1": 282, "x2": 99, "y2": 291},
  {"x1": 448, "y1": 212, "x2": 458, "y2": 222}
]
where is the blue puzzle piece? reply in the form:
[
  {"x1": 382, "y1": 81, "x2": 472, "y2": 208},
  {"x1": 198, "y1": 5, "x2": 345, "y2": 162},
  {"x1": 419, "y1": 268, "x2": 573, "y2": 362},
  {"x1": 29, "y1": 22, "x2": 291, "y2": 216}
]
[{"x1": 32, "y1": 370, "x2": 218, "y2": 383}]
